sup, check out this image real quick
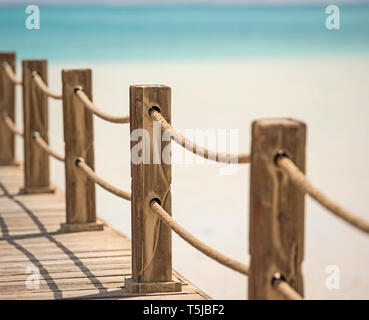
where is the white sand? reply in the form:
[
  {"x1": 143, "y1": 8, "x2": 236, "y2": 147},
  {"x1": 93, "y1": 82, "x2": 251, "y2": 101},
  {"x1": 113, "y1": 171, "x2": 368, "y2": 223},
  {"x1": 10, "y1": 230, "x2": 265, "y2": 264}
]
[{"x1": 14, "y1": 56, "x2": 369, "y2": 299}]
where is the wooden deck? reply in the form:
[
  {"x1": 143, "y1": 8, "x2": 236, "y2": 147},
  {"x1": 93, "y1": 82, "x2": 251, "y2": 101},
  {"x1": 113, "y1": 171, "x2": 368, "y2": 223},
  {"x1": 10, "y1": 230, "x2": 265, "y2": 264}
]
[{"x1": 0, "y1": 165, "x2": 210, "y2": 300}]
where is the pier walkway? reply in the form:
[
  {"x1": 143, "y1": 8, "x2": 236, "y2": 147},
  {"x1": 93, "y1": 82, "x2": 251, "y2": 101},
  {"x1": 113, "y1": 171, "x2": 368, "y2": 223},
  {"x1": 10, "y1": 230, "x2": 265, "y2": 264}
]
[{"x1": 0, "y1": 165, "x2": 209, "y2": 300}]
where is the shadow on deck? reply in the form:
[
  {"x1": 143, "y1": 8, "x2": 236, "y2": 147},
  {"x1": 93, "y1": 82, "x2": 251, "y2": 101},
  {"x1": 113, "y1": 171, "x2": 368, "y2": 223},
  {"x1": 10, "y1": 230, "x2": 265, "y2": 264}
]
[{"x1": 0, "y1": 165, "x2": 210, "y2": 300}]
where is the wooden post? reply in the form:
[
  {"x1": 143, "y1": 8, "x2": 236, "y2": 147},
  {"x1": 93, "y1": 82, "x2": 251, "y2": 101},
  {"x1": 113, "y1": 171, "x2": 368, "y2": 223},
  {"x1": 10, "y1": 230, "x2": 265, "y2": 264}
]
[
  {"x1": 0, "y1": 52, "x2": 18, "y2": 165},
  {"x1": 60, "y1": 69, "x2": 103, "y2": 233},
  {"x1": 21, "y1": 60, "x2": 54, "y2": 194},
  {"x1": 125, "y1": 85, "x2": 181, "y2": 293},
  {"x1": 248, "y1": 118, "x2": 306, "y2": 300}
]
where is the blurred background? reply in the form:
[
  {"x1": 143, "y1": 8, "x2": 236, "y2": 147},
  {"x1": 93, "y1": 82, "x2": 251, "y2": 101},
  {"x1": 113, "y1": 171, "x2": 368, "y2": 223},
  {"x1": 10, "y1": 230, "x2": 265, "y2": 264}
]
[{"x1": 1, "y1": 0, "x2": 369, "y2": 299}]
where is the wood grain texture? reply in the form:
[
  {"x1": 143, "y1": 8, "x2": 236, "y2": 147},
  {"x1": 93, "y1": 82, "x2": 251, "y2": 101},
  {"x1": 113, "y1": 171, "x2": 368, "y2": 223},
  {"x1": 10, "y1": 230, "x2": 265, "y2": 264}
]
[
  {"x1": 21, "y1": 60, "x2": 52, "y2": 193},
  {"x1": 127, "y1": 85, "x2": 181, "y2": 293},
  {"x1": 0, "y1": 165, "x2": 209, "y2": 300},
  {"x1": 61, "y1": 69, "x2": 100, "y2": 230},
  {"x1": 248, "y1": 118, "x2": 306, "y2": 299},
  {"x1": 0, "y1": 52, "x2": 17, "y2": 165}
]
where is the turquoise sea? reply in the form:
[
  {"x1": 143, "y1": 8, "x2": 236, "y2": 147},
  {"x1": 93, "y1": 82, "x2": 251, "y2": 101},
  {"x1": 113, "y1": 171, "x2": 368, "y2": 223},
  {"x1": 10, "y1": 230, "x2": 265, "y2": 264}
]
[{"x1": 1, "y1": 5, "x2": 369, "y2": 61}]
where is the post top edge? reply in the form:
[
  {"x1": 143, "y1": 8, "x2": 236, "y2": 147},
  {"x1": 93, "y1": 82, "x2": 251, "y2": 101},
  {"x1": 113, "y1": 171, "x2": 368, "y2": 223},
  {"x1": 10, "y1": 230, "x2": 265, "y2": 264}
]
[
  {"x1": 0, "y1": 51, "x2": 16, "y2": 56},
  {"x1": 252, "y1": 118, "x2": 306, "y2": 128},
  {"x1": 22, "y1": 59, "x2": 47, "y2": 63},
  {"x1": 130, "y1": 84, "x2": 171, "y2": 89},
  {"x1": 62, "y1": 68, "x2": 92, "y2": 73}
]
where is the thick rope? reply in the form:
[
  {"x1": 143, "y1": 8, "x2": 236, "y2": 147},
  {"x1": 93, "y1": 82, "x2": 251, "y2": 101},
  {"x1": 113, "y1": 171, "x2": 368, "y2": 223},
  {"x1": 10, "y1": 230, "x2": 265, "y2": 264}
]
[
  {"x1": 32, "y1": 72, "x2": 62, "y2": 100},
  {"x1": 74, "y1": 87, "x2": 129, "y2": 124},
  {"x1": 32, "y1": 132, "x2": 64, "y2": 162},
  {"x1": 150, "y1": 200, "x2": 249, "y2": 276},
  {"x1": 76, "y1": 158, "x2": 131, "y2": 201},
  {"x1": 277, "y1": 156, "x2": 369, "y2": 234},
  {"x1": 2, "y1": 114, "x2": 23, "y2": 137},
  {"x1": 2, "y1": 62, "x2": 22, "y2": 85},
  {"x1": 272, "y1": 276, "x2": 303, "y2": 300},
  {"x1": 150, "y1": 109, "x2": 250, "y2": 164}
]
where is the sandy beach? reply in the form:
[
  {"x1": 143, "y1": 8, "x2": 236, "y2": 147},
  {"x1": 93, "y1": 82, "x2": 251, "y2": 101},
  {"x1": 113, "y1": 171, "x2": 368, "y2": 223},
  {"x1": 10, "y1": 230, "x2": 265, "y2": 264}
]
[{"x1": 12, "y1": 56, "x2": 369, "y2": 299}]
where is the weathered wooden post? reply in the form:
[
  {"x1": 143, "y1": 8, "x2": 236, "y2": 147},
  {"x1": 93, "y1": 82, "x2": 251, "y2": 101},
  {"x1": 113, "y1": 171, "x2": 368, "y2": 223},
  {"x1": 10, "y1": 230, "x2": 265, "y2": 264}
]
[
  {"x1": 0, "y1": 52, "x2": 18, "y2": 165},
  {"x1": 125, "y1": 85, "x2": 181, "y2": 293},
  {"x1": 21, "y1": 60, "x2": 53, "y2": 193},
  {"x1": 248, "y1": 118, "x2": 306, "y2": 299},
  {"x1": 60, "y1": 69, "x2": 103, "y2": 232}
]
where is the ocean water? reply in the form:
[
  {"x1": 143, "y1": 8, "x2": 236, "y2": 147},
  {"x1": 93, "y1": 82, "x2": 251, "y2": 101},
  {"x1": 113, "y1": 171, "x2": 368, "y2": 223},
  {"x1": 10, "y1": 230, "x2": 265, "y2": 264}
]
[{"x1": 1, "y1": 5, "x2": 369, "y2": 61}]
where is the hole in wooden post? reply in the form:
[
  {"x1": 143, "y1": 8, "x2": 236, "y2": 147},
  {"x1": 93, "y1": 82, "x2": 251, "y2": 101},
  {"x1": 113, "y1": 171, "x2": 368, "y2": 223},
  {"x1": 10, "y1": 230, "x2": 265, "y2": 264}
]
[
  {"x1": 32, "y1": 132, "x2": 40, "y2": 139},
  {"x1": 150, "y1": 198, "x2": 161, "y2": 207},
  {"x1": 75, "y1": 157, "x2": 84, "y2": 167},
  {"x1": 149, "y1": 106, "x2": 161, "y2": 117},
  {"x1": 271, "y1": 272, "x2": 287, "y2": 287},
  {"x1": 74, "y1": 86, "x2": 83, "y2": 94},
  {"x1": 274, "y1": 150, "x2": 288, "y2": 166}
]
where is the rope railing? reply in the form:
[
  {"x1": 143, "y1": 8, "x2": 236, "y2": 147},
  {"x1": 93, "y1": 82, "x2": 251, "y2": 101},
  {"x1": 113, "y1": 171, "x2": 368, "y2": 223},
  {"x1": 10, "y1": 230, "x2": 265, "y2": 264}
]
[
  {"x1": 3, "y1": 54, "x2": 365, "y2": 300},
  {"x1": 150, "y1": 199, "x2": 303, "y2": 299},
  {"x1": 277, "y1": 155, "x2": 369, "y2": 234},
  {"x1": 150, "y1": 109, "x2": 250, "y2": 164},
  {"x1": 75, "y1": 158, "x2": 131, "y2": 201},
  {"x1": 149, "y1": 199, "x2": 249, "y2": 276},
  {"x1": 74, "y1": 87, "x2": 130, "y2": 124},
  {"x1": 272, "y1": 275, "x2": 303, "y2": 300},
  {"x1": 2, "y1": 62, "x2": 22, "y2": 85},
  {"x1": 32, "y1": 71, "x2": 62, "y2": 100},
  {"x1": 32, "y1": 132, "x2": 65, "y2": 162},
  {"x1": 1, "y1": 113, "x2": 23, "y2": 137}
]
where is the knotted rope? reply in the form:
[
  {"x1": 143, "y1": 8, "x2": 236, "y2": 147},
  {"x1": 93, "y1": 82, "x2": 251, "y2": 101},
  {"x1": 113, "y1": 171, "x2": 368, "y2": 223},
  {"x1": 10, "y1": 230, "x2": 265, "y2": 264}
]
[
  {"x1": 2, "y1": 113, "x2": 23, "y2": 137},
  {"x1": 74, "y1": 87, "x2": 129, "y2": 124},
  {"x1": 150, "y1": 109, "x2": 250, "y2": 164},
  {"x1": 32, "y1": 71, "x2": 62, "y2": 100},
  {"x1": 277, "y1": 156, "x2": 369, "y2": 234},
  {"x1": 149, "y1": 199, "x2": 249, "y2": 276},
  {"x1": 75, "y1": 158, "x2": 131, "y2": 201},
  {"x1": 272, "y1": 275, "x2": 303, "y2": 300},
  {"x1": 2, "y1": 62, "x2": 22, "y2": 85},
  {"x1": 32, "y1": 132, "x2": 64, "y2": 162}
]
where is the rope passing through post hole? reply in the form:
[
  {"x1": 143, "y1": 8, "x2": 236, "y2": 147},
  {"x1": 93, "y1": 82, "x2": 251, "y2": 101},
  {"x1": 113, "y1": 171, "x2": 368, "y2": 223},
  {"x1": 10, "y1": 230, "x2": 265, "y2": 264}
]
[
  {"x1": 150, "y1": 109, "x2": 250, "y2": 164},
  {"x1": 2, "y1": 113, "x2": 23, "y2": 137},
  {"x1": 2, "y1": 62, "x2": 22, "y2": 86},
  {"x1": 74, "y1": 87, "x2": 130, "y2": 124},
  {"x1": 277, "y1": 155, "x2": 369, "y2": 235},
  {"x1": 149, "y1": 199, "x2": 249, "y2": 276},
  {"x1": 32, "y1": 71, "x2": 62, "y2": 100},
  {"x1": 272, "y1": 274, "x2": 303, "y2": 300},
  {"x1": 76, "y1": 158, "x2": 131, "y2": 201},
  {"x1": 32, "y1": 132, "x2": 64, "y2": 162}
]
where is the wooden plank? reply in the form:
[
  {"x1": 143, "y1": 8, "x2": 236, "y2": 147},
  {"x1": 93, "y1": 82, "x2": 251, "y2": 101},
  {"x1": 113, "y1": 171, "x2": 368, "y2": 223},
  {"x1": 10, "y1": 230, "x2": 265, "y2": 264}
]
[
  {"x1": 61, "y1": 69, "x2": 101, "y2": 231},
  {"x1": 21, "y1": 60, "x2": 53, "y2": 194},
  {"x1": 0, "y1": 286, "x2": 200, "y2": 300},
  {"x1": 0, "y1": 52, "x2": 17, "y2": 165},
  {"x1": 248, "y1": 118, "x2": 306, "y2": 300},
  {"x1": 0, "y1": 256, "x2": 131, "y2": 271},
  {"x1": 0, "y1": 264, "x2": 131, "y2": 278},
  {"x1": 0, "y1": 245, "x2": 130, "y2": 256},
  {"x1": 0, "y1": 240, "x2": 130, "y2": 251},
  {"x1": 0, "y1": 250, "x2": 131, "y2": 263}
]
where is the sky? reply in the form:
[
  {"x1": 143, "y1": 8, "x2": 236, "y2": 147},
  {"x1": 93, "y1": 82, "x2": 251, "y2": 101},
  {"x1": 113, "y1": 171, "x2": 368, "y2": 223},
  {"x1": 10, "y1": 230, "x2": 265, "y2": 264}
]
[{"x1": 0, "y1": 0, "x2": 368, "y2": 6}]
